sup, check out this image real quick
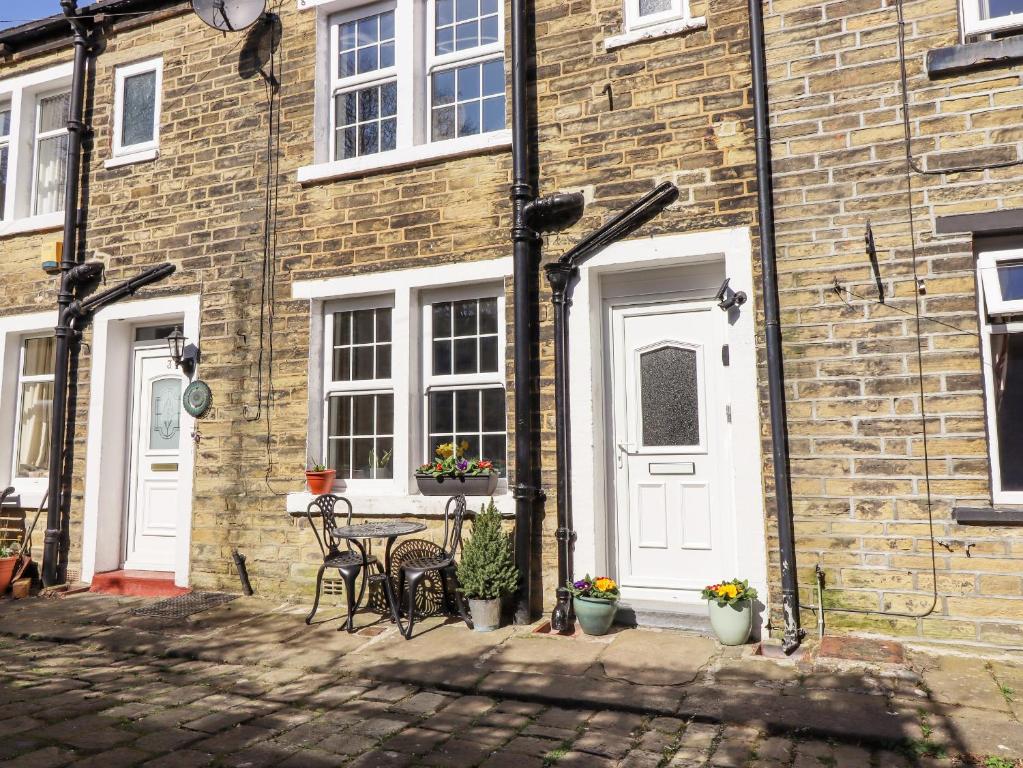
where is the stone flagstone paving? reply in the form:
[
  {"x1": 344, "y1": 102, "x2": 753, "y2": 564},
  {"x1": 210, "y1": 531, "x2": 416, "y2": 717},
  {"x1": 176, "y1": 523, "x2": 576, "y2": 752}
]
[{"x1": 0, "y1": 593, "x2": 1021, "y2": 766}]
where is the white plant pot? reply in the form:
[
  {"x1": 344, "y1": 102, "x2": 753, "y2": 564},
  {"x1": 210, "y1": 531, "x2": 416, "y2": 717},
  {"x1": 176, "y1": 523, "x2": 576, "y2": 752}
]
[{"x1": 468, "y1": 598, "x2": 501, "y2": 632}]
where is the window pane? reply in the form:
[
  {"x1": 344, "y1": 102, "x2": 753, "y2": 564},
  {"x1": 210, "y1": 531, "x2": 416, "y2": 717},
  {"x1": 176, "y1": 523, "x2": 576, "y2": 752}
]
[
  {"x1": 376, "y1": 309, "x2": 392, "y2": 341},
  {"x1": 353, "y1": 345, "x2": 375, "y2": 379},
  {"x1": 454, "y1": 338, "x2": 477, "y2": 373},
  {"x1": 16, "y1": 381, "x2": 52, "y2": 477},
  {"x1": 375, "y1": 437, "x2": 394, "y2": 479},
  {"x1": 455, "y1": 20, "x2": 478, "y2": 49},
  {"x1": 480, "y1": 336, "x2": 499, "y2": 372},
  {"x1": 327, "y1": 394, "x2": 394, "y2": 480},
  {"x1": 481, "y1": 14, "x2": 499, "y2": 44},
  {"x1": 997, "y1": 262, "x2": 1023, "y2": 302},
  {"x1": 328, "y1": 438, "x2": 351, "y2": 478},
  {"x1": 458, "y1": 102, "x2": 480, "y2": 136},
  {"x1": 0, "y1": 107, "x2": 9, "y2": 137},
  {"x1": 432, "y1": 60, "x2": 504, "y2": 141},
  {"x1": 437, "y1": 0, "x2": 454, "y2": 25},
  {"x1": 23, "y1": 336, "x2": 55, "y2": 376},
  {"x1": 436, "y1": 27, "x2": 454, "y2": 54},
  {"x1": 339, "y1": 21, "x2": 356, "y2": 49},
  {"x1": 357, "y1": 46, "x2": 378, "y2": 74},
  {"x1": 353, "y1": 309, "x2": 375, "y2": 343},
  {"x1": 33, "y1": 133, "x2": 68, "y2": 216},
  {"x1": 0, "y1": 145, "x2": 7, "y2": 217},
  {"x1": 377, "y1": 395, "x2": 394, "y2": 434},
  {"x1": 640, "y1": 346, "x2": 700, "y2": 446},
  {"x1": 432, "y1": 302, "x2": 451, "y2": 338},
  {"x1": 429, "y1": 391, "x2": 454, "y2": 433},
  {"x1": 335, "y1": 82, "x2": 396, "y2": 160},
  {"x1": 482, "y1": 60, "x2": 504, "y2": 96},
  {"x1": 482, "y1": 97, "x2": 504, "y2": 133},
  {"x1": 453, "y1": 299, "x2": 477, "y2": 335},
  {"x1": 329, "y1": 396, "x2": 351, "y2": 437},
  {"x1": 381, "y1": 82, "x2": 397, "y2": 117},
  {"x1": 984, "y1": 0, "x2": 1023, "y2": 18},
  {"x1": 482, "y1": 434, "x2": 506, "y2": 475},
  {"x1": 638, "y1": 0, "x2": 672, "y2": 14},
  {"x1": 455, "y1": 389, "x2": 480, "y2": 431},
  {"x1": 121, "y1": 70, "x2": 156, "y2": 147},
  {"x1": 457, "y1": 65, "x2": 481, "y2": 101},
  {"x1": 333, "y1": 347, "x2": 351, "y2": 381},
  {"x1": 334, "y1": 311, "x2": 351, "y2": 346},
  {"x1": 456, "y1": 0, "x2": 478, "y2": 21},
  {"x1": 149, "y1": 378, "x2": 182, "y2": 451},
  {"x1": 338, "y1": 10, "x2": 394, "y2": 78},
  {"x1": 433, "y1": 71, "x2": 456, "y2": 106},
  {"x1": 358, "y1": 15, "x2": 378, "y2": 44},
  {"x1": 481, "y1": 388, "x2": 505, "y2": 432},
  {"x1": 433, "y1": 340, "x2": 452, "y2": 374},
  {"x1": 353, "y1": 395, "x2": 375, "y2": 434},
  {"x1": 479, "y1": 297, "x2": 498, "y2": 333},
  {"x1": 352, "y1": 438, "x2": 375, "y2": 478},
  {"x1": 994, "y1": 334, "x2": 1023, "y2": 490},
  {"x1": 38, "y1": 92, "x2": 69, "y2": 133},
  {"x1": 376, "y1": 344, "x2": 392, "y2": 379}
]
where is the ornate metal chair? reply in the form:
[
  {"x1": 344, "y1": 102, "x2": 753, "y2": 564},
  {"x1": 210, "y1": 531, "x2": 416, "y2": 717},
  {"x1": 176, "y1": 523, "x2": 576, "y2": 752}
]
[
  {"x1": 302, "y1": 494, "x2": 378, "y2": 632},
  {"x1": 395, "y1": 494, "x2": 473, "y2": 639}
]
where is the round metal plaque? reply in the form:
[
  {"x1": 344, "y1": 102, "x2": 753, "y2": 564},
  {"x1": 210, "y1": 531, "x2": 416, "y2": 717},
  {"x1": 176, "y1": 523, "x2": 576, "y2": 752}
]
[{"x1": 182, "y1": 380, "x2": 213, "y2": 419}]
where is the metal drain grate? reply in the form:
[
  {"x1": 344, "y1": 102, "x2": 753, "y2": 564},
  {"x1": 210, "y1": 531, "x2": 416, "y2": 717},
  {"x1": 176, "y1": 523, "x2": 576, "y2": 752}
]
[{"x1": 129, "y1": 591, "x2": 239, "y2": 619}]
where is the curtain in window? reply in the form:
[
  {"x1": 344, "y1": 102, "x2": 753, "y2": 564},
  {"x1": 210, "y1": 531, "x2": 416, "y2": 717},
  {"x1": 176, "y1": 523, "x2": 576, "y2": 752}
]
[
  {"x1": 17, "y1": 382, "x2": 52, "y2": 477},
  {"x1": 33, "y1": 92, "x2": 70, "y2": 216}
]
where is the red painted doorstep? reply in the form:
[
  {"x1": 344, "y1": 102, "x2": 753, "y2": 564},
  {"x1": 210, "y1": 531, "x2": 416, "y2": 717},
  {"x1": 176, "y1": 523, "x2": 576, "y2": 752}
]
[{"x1": 89, "y1": 569, "x2": 190, "y2": 598}]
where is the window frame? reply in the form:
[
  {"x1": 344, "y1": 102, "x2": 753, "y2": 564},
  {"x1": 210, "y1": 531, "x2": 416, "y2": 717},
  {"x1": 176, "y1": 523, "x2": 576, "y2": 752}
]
[
  {"x1": 0, "y1": 62, "x2": 73, "y2": 234},
  {"x1": 420, "y1": 283, "x2": 507, "y2": 476},
  {"x1": 978, "y1": 239, "x2": 1023, "y2": 504},
  {"x1": 425, "y1": 0, "x2": 505, "y2": 143},
  {"x1": 322, "y1": 294, "x2": 397, "y2": 492},
  {"x1": 30, "y1": 88, "x2": 72, "y2": 218},
  {"x1": 0, "y1": 101, "x2": 10, "y2": 221},
  {"x1": 961, "y1": 0, "x2": 1023, "y2": 37},
  {"x1": 111, "y1": 57, "x2": 163, "y2": 160},
  {"x1": 301, "y1": 0, "x2": 510, "y2": 182},
  {"x1": 328, "y1": 1, "x2": 399, "y2": 162},
  {"x1": 11, "y1": 333, "x2": 55, "y2": 484}
]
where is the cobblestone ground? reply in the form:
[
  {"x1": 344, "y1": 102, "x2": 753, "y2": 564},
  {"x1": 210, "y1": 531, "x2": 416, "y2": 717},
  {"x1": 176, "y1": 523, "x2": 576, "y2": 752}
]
[{"x1": 0, "y1": 636, "x2": 948, "y2": 768}]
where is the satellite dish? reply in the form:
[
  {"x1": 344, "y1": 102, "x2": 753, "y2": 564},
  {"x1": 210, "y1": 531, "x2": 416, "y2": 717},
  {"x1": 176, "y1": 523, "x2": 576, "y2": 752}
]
[{"x1": 192, "y1": 0, "x2": 267, "y2": 32}]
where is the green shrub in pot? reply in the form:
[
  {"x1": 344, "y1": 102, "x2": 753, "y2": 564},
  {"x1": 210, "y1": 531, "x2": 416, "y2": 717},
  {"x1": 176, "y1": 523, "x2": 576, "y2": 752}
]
[{"x1": 456, "y1": 499, "x2": 518, "y2": 631}]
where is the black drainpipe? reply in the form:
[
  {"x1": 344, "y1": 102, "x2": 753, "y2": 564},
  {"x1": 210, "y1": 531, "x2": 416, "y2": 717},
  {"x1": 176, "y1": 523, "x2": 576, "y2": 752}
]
[
  {"x1": 509, "y1": 0, "x2": 541, "y2": 623},
  {"x1": 746, "y1": 0, "x2": 803, "y2": 652},
  {"x1": 42, "y1": 0, "x2": 92, "y2": 587}
]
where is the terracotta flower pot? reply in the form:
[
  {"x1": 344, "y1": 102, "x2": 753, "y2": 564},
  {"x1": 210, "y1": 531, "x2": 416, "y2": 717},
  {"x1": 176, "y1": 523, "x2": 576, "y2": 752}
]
[
  {"x1": 0, "y1": 556, "x2": 17, "y2": 595},
  {"x1": 305, "y1": 469, "x2": 336, "y2": 495}
]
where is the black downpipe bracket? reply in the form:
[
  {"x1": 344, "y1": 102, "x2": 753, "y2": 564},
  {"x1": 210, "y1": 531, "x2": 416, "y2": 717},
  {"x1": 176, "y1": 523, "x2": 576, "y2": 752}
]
[
  {"x1": 509, "y1": 0, "x2": 541, "y2": 623},
  {"x1": 42, "y1": 0, "x2": 91, "y2": 587},
  {"x1": 746, "y1": 0, "x2": 803, "y2": 652}
]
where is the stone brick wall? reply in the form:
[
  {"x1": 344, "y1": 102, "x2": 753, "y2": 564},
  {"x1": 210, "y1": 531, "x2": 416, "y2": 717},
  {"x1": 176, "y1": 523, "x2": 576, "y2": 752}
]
[
  {"x1": 763, "y1": 0, "x2": 1023, "y2": 646},
  {"x1": 1, "y1": 0, "x2": 764, "y2": 616}
]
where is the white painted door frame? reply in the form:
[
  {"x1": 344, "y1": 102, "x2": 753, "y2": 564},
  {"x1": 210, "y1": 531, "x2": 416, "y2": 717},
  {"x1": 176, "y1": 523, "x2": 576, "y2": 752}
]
[
  {"x1": 567, "y1": 227, "x2": 768, "y2": 612},
  {"x1": 81, "y1": 295, "x2": 199, "y2": 587}
]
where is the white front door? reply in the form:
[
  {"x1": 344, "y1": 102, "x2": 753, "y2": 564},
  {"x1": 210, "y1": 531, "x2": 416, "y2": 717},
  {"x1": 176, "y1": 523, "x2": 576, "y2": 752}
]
[
  {"x1": 124, "y1": 347, "x2": 185, "y2": 571},
  {"x1": 609, "y1": 298, "x2": 734, "y2": 607}
]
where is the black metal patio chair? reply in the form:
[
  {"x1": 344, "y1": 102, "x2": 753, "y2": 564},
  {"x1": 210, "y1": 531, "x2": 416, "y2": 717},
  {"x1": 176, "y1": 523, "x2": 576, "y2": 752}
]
[
  {"x1": 395, "y1": 494, "x2": 473, "y2": 639},
  {"x1": 302, "y1": 494, "x2": 379, "y2": 633}
]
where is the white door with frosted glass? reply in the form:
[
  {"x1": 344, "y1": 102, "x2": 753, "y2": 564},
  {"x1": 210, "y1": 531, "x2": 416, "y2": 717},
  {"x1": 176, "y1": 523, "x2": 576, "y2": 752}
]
[
  {"x1": 609, "y1": 299, "x2": 733, "y2": 606},
  {"x1": 124, "y1": 347, "x2": 185, "y2": 571}
]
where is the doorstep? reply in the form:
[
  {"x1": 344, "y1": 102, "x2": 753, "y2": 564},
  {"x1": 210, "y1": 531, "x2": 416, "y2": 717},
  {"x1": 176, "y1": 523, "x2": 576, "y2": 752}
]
[
  {"x1": 89, "y1": 569, "x2": 189, "y2": 598},
  {"x1": 616, "y1": 599, "x2": 713, "y2": 635}
]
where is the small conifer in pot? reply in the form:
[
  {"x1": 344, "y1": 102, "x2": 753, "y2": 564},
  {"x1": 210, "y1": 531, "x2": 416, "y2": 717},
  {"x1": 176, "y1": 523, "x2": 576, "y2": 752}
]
[{"x1": 457, "y1": 499, "x2": 519, "y2": 631}]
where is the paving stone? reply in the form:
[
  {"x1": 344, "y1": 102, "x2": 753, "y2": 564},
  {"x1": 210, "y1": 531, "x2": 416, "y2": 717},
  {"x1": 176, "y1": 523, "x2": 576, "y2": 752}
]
[
  {"x1": 218, "y1": 741, "x2": 300, "y2": 768},
  {"x1": 588, "y1": 709, "x2": 646, "y2": 734},
  {"x1": 478, "y1": 671, "x2": 682, "y2": 714},
  {"x1": 551, "y1": 750, "x2": 616, "y2": 766},
  {"x1": 486, "y1": 636, "x2": 603, "y2": 676},
  {"x1": 421, "y1": 737, "x2": 496, "y2": 766},
  {"x1": 0, "y1": 714, "x2": 43, "y2": 736},
  {"x1": 363, "y1": 682, "x2": 418, "y2": 702},
  {"x1": 0, "y1": 745, "x2": 76, "y2": 768},
  {"x1": 922, "y1": 656, "x2": 1011, "y2": 712},
  {"x1": 38, "y1": 714, "x2": 135, "y2": 750},
  {"x1": 502, "y1": 734, "x2": 561, "y2": 756},
  {"x1": 535, "y1": 707, "x2": 591, "y2": 729},
  {"x1": 381, "y1": 725, "x2": 449, "y2": 753},
  {"x1": 649, "y1": 716, "x2": 686, "y2": 733},
  {"x1": 391, "y1": 691, "x2": 452, "y2": 714},
  {"x1": 192, "y1": 725, "x2": 277, "y2": 754},
  {"x1": 130, "y1": 727, "x2": 205, "y2": 752},
  {"x1": 439, "y1": 694, "x2": 497, "y2": 718},
  {"x1": 753, "y1": 736, "x2": 791, "y2": 762},
  {"x1": 316, "y1": 731, "x2": 378, "y2": 755},
  {"x1": 140, "y1": 750, "x2": 215, "y2": 768},
  {"x1": 636, "y1": 727, "x2": 676, "y2": 752},
  {"x1": 461, "y1": 725, "x2": 519, "y2": 747},
  {"x1": 479, "y1": 751, "x2": 545, "y2": 767},
  {"x1": 70, "y1": 747, "x2": 150, "y2": 767},
  {"x1": 357, "y1": 715, "x2": 417, "y2": 738},
  {"x1": 573, "y1": 730, "x2": 634, "y2": 759},
  {"x1": 600, "y1": 630, "x2": 717, "y2": 686},
  {"x1": 344, "y1": 748, "x2": 414, "y2": 767},
  {"x1": 620, "y1": 749, "x2": 664, "y2": 768}
]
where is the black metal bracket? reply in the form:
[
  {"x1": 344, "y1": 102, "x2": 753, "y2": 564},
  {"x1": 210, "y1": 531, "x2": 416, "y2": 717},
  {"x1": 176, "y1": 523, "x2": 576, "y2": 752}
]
[{"x1": 715, "y1": 278, "x2": 747, "y2": 311}]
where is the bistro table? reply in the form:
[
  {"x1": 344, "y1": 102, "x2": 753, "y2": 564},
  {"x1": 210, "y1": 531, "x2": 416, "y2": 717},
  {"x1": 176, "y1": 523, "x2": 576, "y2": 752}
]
[{"x1": 328, "y1": 520, "x2": 427, "y2": 628}]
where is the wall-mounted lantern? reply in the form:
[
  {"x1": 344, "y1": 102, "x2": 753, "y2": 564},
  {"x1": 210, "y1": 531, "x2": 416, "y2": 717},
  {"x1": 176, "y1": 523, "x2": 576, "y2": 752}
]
[{"x1": 166, "y1": 328, "x2": 199, "y2": 378}]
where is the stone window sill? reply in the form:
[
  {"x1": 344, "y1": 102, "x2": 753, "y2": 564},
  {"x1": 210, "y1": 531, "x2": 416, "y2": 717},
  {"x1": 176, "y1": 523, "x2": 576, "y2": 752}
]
[
  {"x1": 604, "y1": 17, "x2": 707, "y2": 51},
  {"x1": 0, "y1": 211, "x2": 63, "y2": 239},
  {"x1": 104, "y1": 148, "x2": 159, "y2": 170},
  {"x1": 297, "y1": 130, "x2": 512, "y2": 185},
  {"x1": 927, "y1": 34, "x2": 1023, "y2": 77},
  {"x1": 952, "y1": 506, "x2": 1023, "y2": 525},
  {"x1": 285, "y1": 490, "x2": 514, "y2": 518}
]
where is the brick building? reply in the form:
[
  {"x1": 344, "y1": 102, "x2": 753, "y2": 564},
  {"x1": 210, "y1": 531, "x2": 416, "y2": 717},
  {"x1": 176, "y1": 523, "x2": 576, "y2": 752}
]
[{"x1": 1, "y1": 0, "x2": 1018, "y2": 651}]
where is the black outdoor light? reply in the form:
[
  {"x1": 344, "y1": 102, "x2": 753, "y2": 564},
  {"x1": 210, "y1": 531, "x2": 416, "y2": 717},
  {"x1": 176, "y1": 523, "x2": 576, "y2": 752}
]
[{"x1": 166, "y1": 328, "x2": 198, "y2": 377}]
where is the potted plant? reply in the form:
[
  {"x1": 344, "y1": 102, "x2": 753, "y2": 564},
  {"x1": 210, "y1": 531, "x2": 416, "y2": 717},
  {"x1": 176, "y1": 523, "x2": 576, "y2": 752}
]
[
  {"x1": 702, "y1": 578, "x2": 758, "y2": 646},
  {"x1": 567, "y1": 575, "x2": 620, "y2": 636},
  {"x1": 456, "y1": 499, "x2": 519, "y2": 631},
  {"x1": 416, "y1": 442, "x2": 498, "y2": 496},
  {"x1": 305, "y1": 460, "x2": 336, "y2": 495},
  {"x1": 0, "y1": 544, "x2": 18, "y2": 595}
]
